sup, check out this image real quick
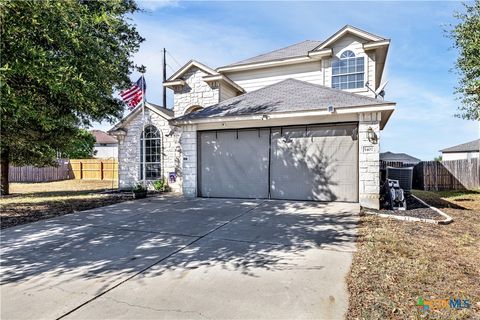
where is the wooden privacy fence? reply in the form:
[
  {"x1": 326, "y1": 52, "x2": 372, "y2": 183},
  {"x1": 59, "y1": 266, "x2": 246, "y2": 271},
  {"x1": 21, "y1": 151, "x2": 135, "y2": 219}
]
[
  {"x1": 415, "y1": 159, "x2": 479, "y2": 191},
  {"x1": 9, "y1": 159, "x2": 71, "y2": 183},
  {"x1": 70, "y1": 159, "x2": 118, "y2": 180},
  {"x1": 381, "y1": 159, "x2": 480, "y2": 191},
  {"x1": 9, "y1": 159, "x2": 118, "y2": 183}
]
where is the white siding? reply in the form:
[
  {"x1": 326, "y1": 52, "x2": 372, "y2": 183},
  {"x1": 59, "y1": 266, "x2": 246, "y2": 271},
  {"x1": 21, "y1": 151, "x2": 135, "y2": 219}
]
[
  {"x1": 94, "y1": 144, "x2": 118, "y2": 159},
  {"x1": 328, "y1": 34, "x2": 376, "y2": 98},
  {"x1": 225, "y1": 61, "x2": 323, "y2": 92},
  {"x1": 442, "y1": 152, "x2": 480, "y2": 161},
  {"x1": 219, "y1": 83, "x2": 238, "y2": 101},
  {"x1": 223, "y1": 34, "x2": 376, "y2": 98}
]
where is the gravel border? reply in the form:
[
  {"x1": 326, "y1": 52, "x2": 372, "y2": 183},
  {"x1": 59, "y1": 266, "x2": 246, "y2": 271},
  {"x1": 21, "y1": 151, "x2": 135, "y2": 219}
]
[{"x1": 363, "y1": 194, "x2": 453, "y2": 225}]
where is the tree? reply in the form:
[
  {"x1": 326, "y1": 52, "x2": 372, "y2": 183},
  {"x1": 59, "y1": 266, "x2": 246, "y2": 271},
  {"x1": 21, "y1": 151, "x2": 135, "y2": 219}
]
[
  {"x1": 448, "y1": 0, "x2": 480, "y2": 121},
  {"x1": 62, "y1": 129, "x2": 96, "y2": 159},
  {"x1": 0, "y1": 0, "x2": 144, "y2": 194},
  {"x1": 434, "y1": 155, "x2": 442, "y2": 162}
]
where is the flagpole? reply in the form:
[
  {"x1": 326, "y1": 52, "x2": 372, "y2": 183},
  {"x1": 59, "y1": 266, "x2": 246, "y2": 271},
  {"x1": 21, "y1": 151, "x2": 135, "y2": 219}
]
[{"x1": 141, "y1": 73, "x2": 146, "y2": 184}]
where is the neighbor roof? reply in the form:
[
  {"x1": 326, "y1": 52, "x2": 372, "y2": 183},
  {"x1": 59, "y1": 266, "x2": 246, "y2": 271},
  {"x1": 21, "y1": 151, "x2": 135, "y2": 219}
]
[
  {"x1": 90, "y1": 130, "x2": 117, "y2": 144},
  {"x1": 173, "y1": 78, "x2": 394, "y2": 122},
  {"x1": 440, "y1": 139, "x2": 480, "y2": 153},
  {"x1": 221, "y1": 40, "x2": 322, "y2": 68},
  {"x1": 380, "y1": 151, "x2": 421, "y2": 164}
]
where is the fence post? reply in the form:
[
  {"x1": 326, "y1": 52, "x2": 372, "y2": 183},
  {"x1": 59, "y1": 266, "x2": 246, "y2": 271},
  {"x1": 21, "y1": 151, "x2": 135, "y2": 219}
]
[
  {"x1": 100, "y1": 161, "x2": 104, "y2": 180},
  {"x1": 79, "y1": 161, "x2": 83, "y2": 180}
]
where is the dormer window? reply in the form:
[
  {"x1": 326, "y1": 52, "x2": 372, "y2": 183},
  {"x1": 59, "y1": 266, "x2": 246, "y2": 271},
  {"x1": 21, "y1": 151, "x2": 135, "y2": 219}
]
[{"x1": 332, "y1": 50, "x2": 364, "y2": 90}]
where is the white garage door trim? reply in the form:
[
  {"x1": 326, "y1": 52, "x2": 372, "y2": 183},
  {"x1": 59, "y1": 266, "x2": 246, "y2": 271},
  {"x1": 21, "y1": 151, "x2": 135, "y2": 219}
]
[{"x1": 198, "y1": 122, "x2": 359, "y2": 202}]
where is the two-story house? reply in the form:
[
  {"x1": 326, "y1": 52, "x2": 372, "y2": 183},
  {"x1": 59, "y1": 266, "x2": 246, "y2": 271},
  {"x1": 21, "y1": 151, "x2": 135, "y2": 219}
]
[{"x1": 110, "y1": 25, "x2": 396, "y2": 209}]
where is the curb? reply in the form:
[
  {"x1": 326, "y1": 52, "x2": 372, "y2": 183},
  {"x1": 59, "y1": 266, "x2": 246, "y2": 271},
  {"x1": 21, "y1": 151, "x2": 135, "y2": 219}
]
[
  {"x1": 411, "y1": 194, "x2": 454, "y2": 225},
  {"x1": 363, "y1": 194, "x2": 454, "y2": 225}
]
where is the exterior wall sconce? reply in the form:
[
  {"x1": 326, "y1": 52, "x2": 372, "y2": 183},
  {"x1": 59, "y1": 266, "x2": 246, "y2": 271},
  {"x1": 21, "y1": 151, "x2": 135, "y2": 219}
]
[
  {"x1": 367, "y1": 127, "x2": 378, "y2": 144},
  {"x1": 261, "y1": 114, "x2": 269, "y2": 120}
]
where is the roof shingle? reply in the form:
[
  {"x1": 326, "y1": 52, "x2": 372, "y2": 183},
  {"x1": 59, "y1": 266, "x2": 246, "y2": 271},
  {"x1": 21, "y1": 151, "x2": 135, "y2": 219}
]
[
  {"x1": 440, "y1": 139, "x2": 480, "y2": 153},
  {"x1": 90, "y1": 130, "x2": 118, "y2": 144},
  {"x1": 220, "y1": 40, "x2": 322, "y2": 68},
  {"x1": 173, "y1": 78, "x2": 393, "y2": 122},
  {"x1": 380, "y1": 151, "x2": 421, "y2": 163}
]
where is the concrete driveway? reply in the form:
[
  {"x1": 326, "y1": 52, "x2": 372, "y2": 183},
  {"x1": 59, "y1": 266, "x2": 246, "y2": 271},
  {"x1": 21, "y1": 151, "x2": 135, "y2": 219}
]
[{"x1": 1, "y1": 196, "x2": 359, "y2": 320}]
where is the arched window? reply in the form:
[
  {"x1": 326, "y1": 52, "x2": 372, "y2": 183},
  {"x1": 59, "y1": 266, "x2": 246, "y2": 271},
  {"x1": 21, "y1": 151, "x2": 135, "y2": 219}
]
[
  {"x1": 184, "y1": 105, "x2": 203, "y2": 115},
  {"x1": 332, "y1": 50, "x2": 364, "y2": 90},
  {"x1": 140, "y1": 125, "x2": 161, "y2": 180}
]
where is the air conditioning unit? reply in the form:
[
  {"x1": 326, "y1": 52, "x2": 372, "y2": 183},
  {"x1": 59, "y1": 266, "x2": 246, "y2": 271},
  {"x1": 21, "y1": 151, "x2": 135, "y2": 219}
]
[{"x1": 386, "y1": 166, "x2": 413, "y2": 193}]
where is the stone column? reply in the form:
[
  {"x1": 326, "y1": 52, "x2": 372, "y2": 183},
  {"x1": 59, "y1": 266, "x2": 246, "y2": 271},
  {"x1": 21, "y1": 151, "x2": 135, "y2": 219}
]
[
  {"x1": 181, "y1": 124, "x2": 198, "y2": 197},
  {"x1": 358, "y1": 112, "x2": 381, "y2": 209}
]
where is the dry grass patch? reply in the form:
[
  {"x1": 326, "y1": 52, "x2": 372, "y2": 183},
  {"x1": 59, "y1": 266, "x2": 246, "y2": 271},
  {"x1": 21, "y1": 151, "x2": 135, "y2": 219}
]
[
  {"x1": 1, "y1": 180, "x2": 131, "y2": 229},
  {"x1": 347, "y1": 190, "x2": 480, "y2": 319}
]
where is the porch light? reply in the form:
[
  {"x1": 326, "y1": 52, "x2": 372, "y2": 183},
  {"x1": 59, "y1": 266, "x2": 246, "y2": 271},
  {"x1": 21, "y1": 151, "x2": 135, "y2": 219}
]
[{"x1": 367, "y1": 127, "x2": 378, "y2": 144}]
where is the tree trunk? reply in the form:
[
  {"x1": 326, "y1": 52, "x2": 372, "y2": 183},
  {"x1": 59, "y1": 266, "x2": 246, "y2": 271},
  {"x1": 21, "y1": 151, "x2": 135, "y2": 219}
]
[{"x1": 0, "y1": 146, "x2": 9, "y2": 195}]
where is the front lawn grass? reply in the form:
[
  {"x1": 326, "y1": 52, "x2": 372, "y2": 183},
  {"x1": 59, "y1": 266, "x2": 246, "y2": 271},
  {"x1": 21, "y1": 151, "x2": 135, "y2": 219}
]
[
  {"x1": 347, "y1": 189, "x2": 480, "y2": 319},
  {"x1": 1, "y1": 180, "x2": 131, "y2": 229}
]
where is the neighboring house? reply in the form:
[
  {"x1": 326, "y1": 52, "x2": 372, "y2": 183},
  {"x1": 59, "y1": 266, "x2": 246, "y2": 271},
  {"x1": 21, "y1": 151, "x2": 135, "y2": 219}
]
[
  {"x1": 90, "y1": 130, "x2": 118, "y2": 159},
  {"x1": 380, "y1": 151, "x2": 421, "y2": 164},
  {"x1": 110, "y1": 25, "x2": 396, "y2": 209},
  {"x1": 440, "y1": 139, "x2": 480, "y2": 161}
]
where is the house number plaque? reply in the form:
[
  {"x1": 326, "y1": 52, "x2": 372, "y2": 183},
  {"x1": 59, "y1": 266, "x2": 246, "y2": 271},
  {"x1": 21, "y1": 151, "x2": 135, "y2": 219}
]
[{"x1": 362, "y1": 146, "x2": 374, "y2": 153}]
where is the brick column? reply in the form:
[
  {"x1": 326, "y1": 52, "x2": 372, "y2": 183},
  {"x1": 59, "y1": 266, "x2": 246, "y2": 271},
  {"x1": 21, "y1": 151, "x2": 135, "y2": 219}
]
[
  {"x1": 358, "y1": 112, "x2": 381, "y2": 209},
  {"x1": 181, "y1": 124, "x2": 198, "y2": 197}
]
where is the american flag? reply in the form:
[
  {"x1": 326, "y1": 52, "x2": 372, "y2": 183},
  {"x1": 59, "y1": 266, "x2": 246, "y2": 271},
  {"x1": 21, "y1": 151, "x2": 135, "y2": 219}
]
[{"x1": 120, "y1": 76, "x2": 146, "y2": 109}]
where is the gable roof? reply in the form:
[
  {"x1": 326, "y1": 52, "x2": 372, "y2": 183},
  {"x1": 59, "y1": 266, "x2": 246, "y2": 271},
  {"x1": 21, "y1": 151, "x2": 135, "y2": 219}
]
[
  {"x1": 380, "y1": 151, "x2": 421, "y2": 164},
  {"x1": 217, "y1": 25, "x2": 386, "y2": 71},
  {"x1": 90, "y1": 130, "x2": 117, "y2": 144},
  {"x1": 109, "y1": 102, "x2": 173, "y2": 133},
  {"x1": 166, "y1": 60, "x2": 218, "y2": 81},
  {"x1": 172, "y1": 78, "x2": 394, "y2": 123},
  {"x1": 440, "y1": 139, "x2": 480, "y2": 153},
  {"x1": 312, "y1": 25, "x2": 385, "y2": 51}
]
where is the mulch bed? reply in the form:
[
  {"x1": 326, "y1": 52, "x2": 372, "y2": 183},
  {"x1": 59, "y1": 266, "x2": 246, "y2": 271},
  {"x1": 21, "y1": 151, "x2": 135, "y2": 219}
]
[{"x1": 364, "y1": 194, "x2": 444, "y2": 221}]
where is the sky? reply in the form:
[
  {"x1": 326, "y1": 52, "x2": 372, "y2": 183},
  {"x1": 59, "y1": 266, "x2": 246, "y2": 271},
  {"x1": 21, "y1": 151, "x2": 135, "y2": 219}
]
[{"x1": 93, "y1": 0, "x2": 479, "y2": 160}]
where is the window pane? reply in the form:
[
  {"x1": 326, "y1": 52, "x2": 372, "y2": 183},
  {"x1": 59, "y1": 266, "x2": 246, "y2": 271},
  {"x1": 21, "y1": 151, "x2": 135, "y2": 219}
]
[
  {"x1": 140, "y1": 126, "x2": 162, "y2": 180},
  {"x1": 331, "y1": 56, "x2": 364, "y2": 90}
]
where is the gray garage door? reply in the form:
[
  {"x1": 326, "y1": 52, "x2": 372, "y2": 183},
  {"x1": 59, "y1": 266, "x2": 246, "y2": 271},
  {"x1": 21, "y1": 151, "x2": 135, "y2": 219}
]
[
  {"x1": 270, "y1": 124, "x2": 358, "y2": 201},
  {"x1": 199, "y1": 129, "x2": 270, "y2": 198},
  {"x1": 198, "y1": 123, "x2": 358, "y2": 202}
]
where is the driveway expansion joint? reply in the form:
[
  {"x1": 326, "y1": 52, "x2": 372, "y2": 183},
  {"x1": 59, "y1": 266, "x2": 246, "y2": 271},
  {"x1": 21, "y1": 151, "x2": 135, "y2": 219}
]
[{"x1": 56, "y1": 200, "x2": 266, "y2": 320}]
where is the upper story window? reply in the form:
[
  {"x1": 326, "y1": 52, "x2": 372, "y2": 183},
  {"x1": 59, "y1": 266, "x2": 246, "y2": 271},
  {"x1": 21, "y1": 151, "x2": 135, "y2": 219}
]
[{"x1": 332, "y1": 50, "x2": 364, "y2": 90}]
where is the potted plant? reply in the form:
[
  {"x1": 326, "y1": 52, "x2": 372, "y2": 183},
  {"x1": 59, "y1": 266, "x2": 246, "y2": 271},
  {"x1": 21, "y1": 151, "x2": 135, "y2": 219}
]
[
  {"x1": 132, "y1": 182, "x2": 148, "y2": 199},
  {"x1": 153, "y1": 178, "x2": 171, "y2": 192}
]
